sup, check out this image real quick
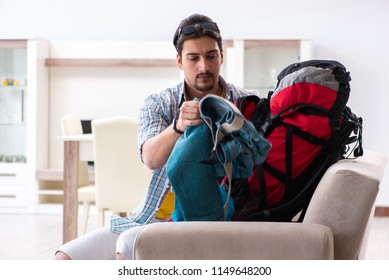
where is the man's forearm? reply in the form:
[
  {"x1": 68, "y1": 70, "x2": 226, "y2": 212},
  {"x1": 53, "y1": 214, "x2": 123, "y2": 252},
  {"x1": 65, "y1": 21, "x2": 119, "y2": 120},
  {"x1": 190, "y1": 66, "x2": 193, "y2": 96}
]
[{"x1": 141, "y1": 124, "x2": 182, "y2": 170}]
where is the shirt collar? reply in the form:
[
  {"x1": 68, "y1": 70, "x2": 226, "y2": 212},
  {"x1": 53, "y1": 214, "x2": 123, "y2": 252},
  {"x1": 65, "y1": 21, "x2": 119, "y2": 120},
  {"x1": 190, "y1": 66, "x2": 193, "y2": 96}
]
[{"x1": 178, "y1": 76, "x2": 232, "y2": 107}]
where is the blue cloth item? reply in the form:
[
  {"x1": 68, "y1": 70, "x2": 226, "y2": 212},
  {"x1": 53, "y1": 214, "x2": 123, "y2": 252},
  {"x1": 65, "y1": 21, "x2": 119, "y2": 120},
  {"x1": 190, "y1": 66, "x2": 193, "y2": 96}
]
[
  {"x1": 200, "y1": 95, "x2": 271, "y2": 179},
  {"x1": 167, "y1": 123, "x2": 234, "y2": 221},
  {"x1": 166, "y1": 123, "x2": 224, "y2": 221},
  {"x1": 166, "y1": 95, "x2": 271, "y2": 222}
]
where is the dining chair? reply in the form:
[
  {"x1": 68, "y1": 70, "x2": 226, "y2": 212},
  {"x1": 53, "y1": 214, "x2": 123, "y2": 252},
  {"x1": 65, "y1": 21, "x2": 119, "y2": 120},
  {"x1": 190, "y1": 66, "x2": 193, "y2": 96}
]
[
  {"x1": 91, "y1": 116, "x2": 152, "y2": 226},
  {"x1": 60, "y1": 114, "x2": 96, "y2": 235}
]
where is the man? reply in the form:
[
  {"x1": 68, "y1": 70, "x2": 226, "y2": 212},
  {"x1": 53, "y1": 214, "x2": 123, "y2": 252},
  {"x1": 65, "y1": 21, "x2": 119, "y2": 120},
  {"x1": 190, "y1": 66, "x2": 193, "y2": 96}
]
[{"x1": 55, "y1": 13, "x2": 259, "y2": 260}]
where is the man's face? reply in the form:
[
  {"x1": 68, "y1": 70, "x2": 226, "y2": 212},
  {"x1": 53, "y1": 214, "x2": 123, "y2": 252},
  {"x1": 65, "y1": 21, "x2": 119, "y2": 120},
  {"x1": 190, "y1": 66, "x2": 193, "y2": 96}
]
[{"x1": 177, "y1": 36, "x2": 223, "y2": 99}]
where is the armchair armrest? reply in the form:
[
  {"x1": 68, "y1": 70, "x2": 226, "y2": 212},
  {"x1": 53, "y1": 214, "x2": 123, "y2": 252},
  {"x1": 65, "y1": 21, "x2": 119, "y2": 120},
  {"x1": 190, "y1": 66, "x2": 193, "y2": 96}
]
[
  {"x1": 133, "y1": 221, "x2": 334, "y2": 260},
  {"x1": 303, "y1": 151, "x2": 385, "y2": 259}
]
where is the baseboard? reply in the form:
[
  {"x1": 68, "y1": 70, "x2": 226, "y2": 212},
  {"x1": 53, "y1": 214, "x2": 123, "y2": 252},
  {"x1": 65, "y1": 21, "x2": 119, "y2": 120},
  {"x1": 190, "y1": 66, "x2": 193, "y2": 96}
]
[{"x1": 374, "y1": 207, "x2": 389, "y2": 217}]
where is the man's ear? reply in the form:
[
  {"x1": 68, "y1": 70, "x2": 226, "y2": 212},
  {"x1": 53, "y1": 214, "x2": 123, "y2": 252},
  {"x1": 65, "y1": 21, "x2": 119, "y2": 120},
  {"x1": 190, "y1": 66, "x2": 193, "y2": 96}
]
[
  {"x1": 177, "y1": 53, "x2": 183, "y2": 70},
  {"x1": 220, "y1": 49, "x2": 224, "y2": 65}
]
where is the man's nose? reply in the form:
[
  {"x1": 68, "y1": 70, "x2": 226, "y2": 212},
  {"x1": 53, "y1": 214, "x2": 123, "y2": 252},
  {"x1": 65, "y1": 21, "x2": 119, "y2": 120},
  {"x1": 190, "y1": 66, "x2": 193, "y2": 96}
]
[{"x1": 198, "y1": 57, "x2": 210, "y2": 72}]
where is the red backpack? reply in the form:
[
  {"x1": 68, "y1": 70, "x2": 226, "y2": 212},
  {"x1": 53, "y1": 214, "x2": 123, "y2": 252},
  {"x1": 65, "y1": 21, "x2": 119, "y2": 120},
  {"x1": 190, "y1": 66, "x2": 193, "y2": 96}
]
[{"x1": 232, "y1": 60, "x2": 363, "y2": 222}]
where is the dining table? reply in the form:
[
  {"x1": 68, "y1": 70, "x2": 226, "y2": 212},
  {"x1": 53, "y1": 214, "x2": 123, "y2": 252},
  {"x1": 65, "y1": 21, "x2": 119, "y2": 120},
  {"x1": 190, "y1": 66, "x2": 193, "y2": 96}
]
[{"x1": 59, "y1": 133, "x2": 94, "y2": 244}]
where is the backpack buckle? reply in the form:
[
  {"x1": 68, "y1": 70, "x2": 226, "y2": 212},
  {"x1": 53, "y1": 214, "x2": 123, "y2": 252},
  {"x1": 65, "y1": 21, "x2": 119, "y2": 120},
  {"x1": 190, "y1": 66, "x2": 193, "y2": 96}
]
[{"x1": 329, "y1": 118, "x2": 342, "y2": 131}]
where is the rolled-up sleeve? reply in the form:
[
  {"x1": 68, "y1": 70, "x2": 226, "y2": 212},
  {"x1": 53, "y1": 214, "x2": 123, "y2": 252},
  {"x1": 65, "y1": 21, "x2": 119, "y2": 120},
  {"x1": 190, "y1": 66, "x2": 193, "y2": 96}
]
[{"x1": 137, "y1": 87, "x2": 181, "y2": 161}]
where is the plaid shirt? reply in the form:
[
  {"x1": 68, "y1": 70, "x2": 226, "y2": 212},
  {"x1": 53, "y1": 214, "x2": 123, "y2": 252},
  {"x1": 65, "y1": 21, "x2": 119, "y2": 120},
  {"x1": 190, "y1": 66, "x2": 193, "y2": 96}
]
[{"x1": 110, "y1": 76, "x2": 259, "y2": 233}]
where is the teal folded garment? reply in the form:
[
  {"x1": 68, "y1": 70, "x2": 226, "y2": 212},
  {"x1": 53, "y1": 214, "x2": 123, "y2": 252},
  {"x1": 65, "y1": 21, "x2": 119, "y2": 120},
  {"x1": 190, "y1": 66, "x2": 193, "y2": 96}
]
[{"x1": 167, "y1": 123, "x2": 227, "y2": 221}]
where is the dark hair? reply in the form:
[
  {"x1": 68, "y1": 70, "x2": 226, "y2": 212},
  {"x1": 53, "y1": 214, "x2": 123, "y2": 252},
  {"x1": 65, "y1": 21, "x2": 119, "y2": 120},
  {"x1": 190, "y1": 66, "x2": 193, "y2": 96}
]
[{"x1": 173, "y1": 14, "x2": 223, "y2": 57}]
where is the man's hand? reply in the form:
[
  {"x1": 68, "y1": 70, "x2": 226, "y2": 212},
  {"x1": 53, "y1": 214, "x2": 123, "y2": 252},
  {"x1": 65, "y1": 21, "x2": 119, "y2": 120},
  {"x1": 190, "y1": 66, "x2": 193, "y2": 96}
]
[
  {"x1": 176, "y1": 100, "x2": 203, "y2": 131},
  {"x1": 141, "y1": 100, "x2": 204, "y2": 170}
]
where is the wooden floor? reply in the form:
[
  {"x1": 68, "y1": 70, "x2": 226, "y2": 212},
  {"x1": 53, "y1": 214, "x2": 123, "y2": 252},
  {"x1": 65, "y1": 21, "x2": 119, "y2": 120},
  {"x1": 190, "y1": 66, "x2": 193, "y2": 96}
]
[
  {"x1": 0, "y1": 212, "x2": 389, "y2": 260},
  {"x1": 0, "y1": 211, "x2": 105, "y2": 260}
]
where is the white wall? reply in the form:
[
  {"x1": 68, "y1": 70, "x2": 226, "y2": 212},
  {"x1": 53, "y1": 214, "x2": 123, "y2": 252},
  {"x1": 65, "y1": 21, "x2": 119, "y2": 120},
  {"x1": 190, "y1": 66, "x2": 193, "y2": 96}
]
[
  {"x1": 1, "y1": 0, "x2": 389, "y2": 206},
  {"x1": 47, "y1": 40, "x2": 181, "y2": 169}
]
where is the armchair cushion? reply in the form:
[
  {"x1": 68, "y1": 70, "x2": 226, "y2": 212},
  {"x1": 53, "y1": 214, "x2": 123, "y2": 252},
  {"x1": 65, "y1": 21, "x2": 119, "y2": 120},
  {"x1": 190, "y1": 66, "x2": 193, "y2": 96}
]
[{"x1": 134, "y1": 222, "x2": 334, "y2": 260}]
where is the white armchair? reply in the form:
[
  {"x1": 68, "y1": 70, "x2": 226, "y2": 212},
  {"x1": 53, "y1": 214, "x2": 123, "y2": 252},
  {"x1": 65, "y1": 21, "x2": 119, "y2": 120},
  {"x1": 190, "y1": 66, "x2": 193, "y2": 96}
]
[{"x1": 131, "y1": 150, "x2": 386, "y2": 260}]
